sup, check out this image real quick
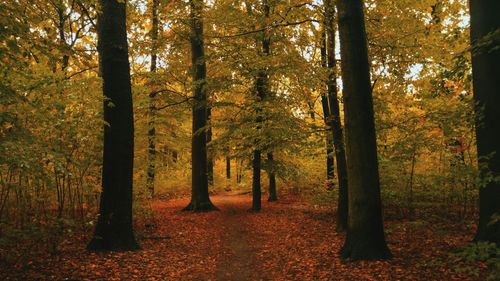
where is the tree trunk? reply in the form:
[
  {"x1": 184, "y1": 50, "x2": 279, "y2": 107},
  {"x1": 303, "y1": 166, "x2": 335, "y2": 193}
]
[
  {"x1": 56, "y1": 3, "x2": 69, "y2": 72},
  {"x1": 319, "y1": 25, "x2": 335, "y2": 189},
  {"x1": 87, "y1": 0, "x2": 139, "y2": 251},
  {"x1": 325, "y1": 0, "x2": 349, "y2": 232},
  {"x1": 146, "y1": 0, "x2": 159, "y2": 198},
  {"x1": 237, "y1": 159, "x2": 243, "y2": 184},
  {"x1": 183, "y1": 0, "x2": 216, "y2": 212},
  {"x1": 252, "y1": 151, "x2": 262, "y2": 210},
  {"x1": 267, "y1": 153, "x2": 278, "y2": 201},
  {"x1": 470, "y1": 0, "x2": 500, "y2": 244},
  {"x1": 172, "y1": 150, "x2": 178, "y2": 162},
  {"x1": 251, "y1": 0, "x2": 271, "y2": 211},
  {"x1": 336, "y1": 0, "x2": 391, "y2": 260},
  {"x1": 207, "y1": 106, "x2": 214, "y2": 186},
  {"x1": 226, "y1": 156, "x2": 231, "y2": 179}
]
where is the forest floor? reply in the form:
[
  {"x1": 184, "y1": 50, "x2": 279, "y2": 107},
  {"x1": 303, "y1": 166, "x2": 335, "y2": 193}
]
[{"x1": 0, "y1": 192, "x2": 489, "y2": 280}]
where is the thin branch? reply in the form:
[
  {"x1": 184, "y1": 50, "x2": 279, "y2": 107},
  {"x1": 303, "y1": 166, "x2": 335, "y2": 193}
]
[
  {"x1": 156, "y1": 97, "x2": 193, "y2": 110},
  {"x1": 65, "y1": 66, "x2": 98, "y2": 79},
  {"x1": 152, "y1": 87, "x2": 187, "y2": 98},
  {"x1": 76, "y1": 0, "x2": 97, "y2": 30},
  {"x1": 207, "y1": 18, "x2": 318, "y2": 39}
]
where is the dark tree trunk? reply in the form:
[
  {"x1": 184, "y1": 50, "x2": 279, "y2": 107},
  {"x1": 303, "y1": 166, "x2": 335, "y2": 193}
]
[
  {"x1": 207, "y1": 106, "x2": 214, "y2": 186},
  {"x1": 325, "y1": 0, "x2": 349, "y2": 232},
  {"x1": 183, "y1": 0, "x2": 216, "y2": 212},
  {"x1": 252, "y1": 151, "x2": 262, "y2": 210},
  {"x1": 336, "y1": 0, "x2": 391, "y2": 260},
  {"x1": 267, "y1": 153, "x2": 278, "y2": 201},
  {"x1": 251, "y1": 0, "x2": 271, "y2": 211},
  {"x1": 172, "y1": 150, "x2": 178, "y2": 162},
  {"x1": 56, "y1": 5, "x2": 69, "y2": 72},
  {"x1": 251, "y1": 86, "x2": 265, "y2": 211},
  {"x1": 237, "y1": 159, "x2": 243, "y2": 184},
  {"x1": 319, "y1": 26, "x2": 335, "y2": 189},
  {"x1": 308, "y1": 101, "x2": 316, "y2": 120},
  {"x1": 470, "y1": 0, "x2": 500, "y2": 244},
  {"x1": 87, "y1": 0, "x2": 139, "y2": 251},
  {"x1": 226, "y1": 156, "x2": 231, "y2": 179},
  {"x1": 146, "y1": 0, "x2": 159, "y2": 198}
]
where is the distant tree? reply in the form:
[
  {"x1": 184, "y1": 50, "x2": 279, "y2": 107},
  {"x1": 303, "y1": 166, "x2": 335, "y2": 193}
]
[
  {"x1": 207, "y1": 106, "x2": 214, "y2": 186},
  {"x1": 324, "y1": 0, "x2": 349, "y2": 232},
  {"x1": 87, "y1": 0, "x2": 139, "y2": 251},
  {"x1": 251, "y1": 148, "x2": 262, "y2": 210},
  {"x1": 146, "y1": 0, "x2": 159, "y2": 197},
  {"x1": 336, "y1": 0, "x2": 391, "y2": 260},
  {"x1": 251, "y1": 0, "x2": 271, "y2": 211},
  {"x1": 267, "y1": 153, "x2": 278, "y2": 201},
  {"x1": 226, "y1": 156, "x2": 231, "y2": 179},
  {"x1": 184, "y1": 0, "x2": 216, "y2": 211},
  {"x1": 469, "y1": 0, "x2": 500, "y2": 244},
  {"x1": 319, "y1": 26, "x2": 335, "y2": 189}
]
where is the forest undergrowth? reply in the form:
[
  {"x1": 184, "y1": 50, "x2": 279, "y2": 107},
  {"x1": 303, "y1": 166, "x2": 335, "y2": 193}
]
[{"x1": 0, "y1": 192, "x2": 489, "y2": 281}]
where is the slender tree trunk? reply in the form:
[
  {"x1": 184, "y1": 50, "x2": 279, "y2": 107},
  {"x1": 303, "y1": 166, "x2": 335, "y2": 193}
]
[
  {"x1": 183, "y1": 0, "x2": 216, "y2": 211},
  {"x1": 319, "y1": 26, "x2": 335, "y2": 189},
  {"x1": 470, "y1": 0, "x2": 500, "y2": 244},
  {"x1": 308, "y1": 101, "x2": 316, "y2": 120},
  {"x1": 237, "y1": 159, "x2": 243, "y2": 184},
  {"x1": 251, "y1": 0, "x2": 270, "y2": 211},
  {"x1": 325, "y1": 0, "x2": 349, "y2": 232},
  {"x1": 226, "y1": 156, "x2": 231, "y2": 179},
  {"x1": 146, "y1": 0, "x2": 159, "y2": 198},
  {"x1": 172, "y1": 150, "x2": 178, "y2": 162},
  {"x1": 252, "y1": 84, "x2": 263, "y2": 211},
  {"x1": 87, "y1": 0, "x2": 139, "y2": 251},
  {"x1": 263, "y1": 1, "x2": 278, "y2": 204},
  {"x1": 267, "y1": 152, "x2": 278, "y2": 201},
  {"x1": 336, "y1": 0, "x2": 391, "y2": 260},
  {"x1": 56, "y1": 3, "x2": 69, "y2": 72},
  {"x1": 207, "y1": 106, "x2": 214, "y2": 186}
]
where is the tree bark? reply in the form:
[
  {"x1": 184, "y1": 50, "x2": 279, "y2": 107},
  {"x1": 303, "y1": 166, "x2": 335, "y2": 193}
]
[
  {"x1": 470, "y1": 0, "x2": 500, "y2": 244},
  {"x1": 319, "y1": 25, "x2": 335, "y2": 189},
  {"x1": 267, "y1": 153, "x2": 278, "y2": 201},
  {"x1": 251, "y1": 0, "x2": 270, "y2": 211},
  {"x1": 237, "y1": 159, "x2": 243, "y2": 184},
  {"x1": 87, "y1": 0, "x2": 139, "y2": 251},
  {"x1": 325, "y1": 0, "x2": 349, "y2": 232},
  {"x1": 336, "y1": 0, "x2": 391, "y2": 260},
  {"x1": 252, "y1": 150, "x2": 262, "y2": 210},
  {"x1": 207, "y1": 106, "x2": 214, "y2": 186},
  {"x1": 55, "y1": 2, "x2": 69, "y2": 72},
  {"x1": 146, "y1": 0, "x2": 159, "y2": 198},
  {"x1": 226, "y1": 156, "x2": 231, "y2": 179},
  {"x1": 184, "y1": 0, "x2": 216, "y2": 211}
]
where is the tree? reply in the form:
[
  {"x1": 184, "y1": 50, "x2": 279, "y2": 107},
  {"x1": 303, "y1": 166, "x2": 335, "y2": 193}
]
[
  {"x1": 319, "y1": 26, "x2": 335, "y2": 190},
  {"x1": 184, "y1": 0, "x2": 217, "y2": 211},
  {"x1": 267, "y1": 152, "x2": 278, "y2": 201},
  {"x1": 207, "y1": 106, "x2": 214, "y2": 186},
  {"x1": 87, "y1": 0, "x2": 139, "y2": 251},
  {"x1": 226, "y1": 156, "x2": 231, "y2": 179},
  {"x1": 146, "y1": 0, "x2": 159, "y2": 197},
  {"x1": 251, "y1": 0, "x2": 271, "y2": 211},
  {"x1": 324, "y1": 0, "x2": 349, "y2": 231},
  {"x1": 336, "y1": 0, "x2": 391, "y2": 260},
  {"x1": 469, "y1": 0, "x2": 500, "y2": 244}
]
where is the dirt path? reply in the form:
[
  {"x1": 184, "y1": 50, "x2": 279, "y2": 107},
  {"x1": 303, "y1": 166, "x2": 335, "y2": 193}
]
[
  {"x1": 0, "y1": 193, "x2": 485, "y2": 280},
  {"x1": 214, "y1": 193, "x2": 255, "y2": 280}
]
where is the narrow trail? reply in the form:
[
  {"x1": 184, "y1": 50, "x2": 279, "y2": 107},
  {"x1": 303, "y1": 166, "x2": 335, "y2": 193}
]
[
  {"x1": 0, "y1": 192, "x2": 484, "y2": 280},
  {"x1": 214, "y1": 193, "x2": 255, "y2": 280}
]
